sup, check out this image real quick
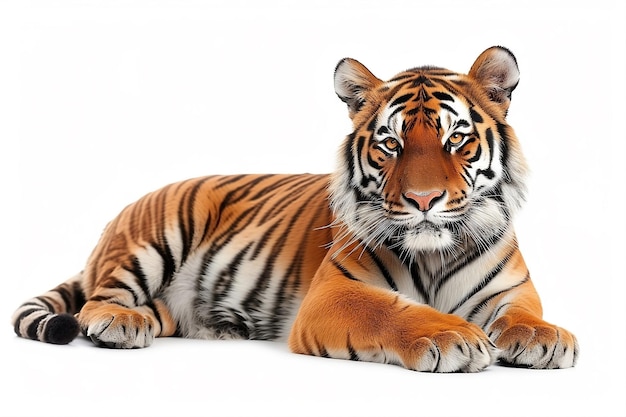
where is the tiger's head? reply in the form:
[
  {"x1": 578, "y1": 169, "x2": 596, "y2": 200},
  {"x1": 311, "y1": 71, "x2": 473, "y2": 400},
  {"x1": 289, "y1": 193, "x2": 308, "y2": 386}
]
[{"x1": 329, "y1": 46, "x2": 528, "y2": 257}]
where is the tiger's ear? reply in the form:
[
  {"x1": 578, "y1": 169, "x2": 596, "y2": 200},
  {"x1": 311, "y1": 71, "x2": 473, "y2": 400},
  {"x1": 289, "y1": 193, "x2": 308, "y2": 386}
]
[
  {"x1": 334, "y1": 58, "x2": 383, "y2": 119},
  {"x1": 469, "y1": 46, "x2": 520, "y2": 113}
]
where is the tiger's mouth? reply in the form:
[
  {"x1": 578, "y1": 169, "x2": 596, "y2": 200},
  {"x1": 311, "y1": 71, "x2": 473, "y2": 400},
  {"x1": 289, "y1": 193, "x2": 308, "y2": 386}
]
[
  {"x1": 398, "y1": 220, "x2": 454, "y2": 252},
  {"x1": 414, "y1": 221, "x2": 443, "y2": 233}
]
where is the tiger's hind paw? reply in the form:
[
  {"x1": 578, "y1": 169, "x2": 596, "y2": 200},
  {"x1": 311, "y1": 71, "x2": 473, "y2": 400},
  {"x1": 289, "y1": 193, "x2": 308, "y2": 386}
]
[{"x1": 79, "y1": 304, "x2": 155, "y2": 349}]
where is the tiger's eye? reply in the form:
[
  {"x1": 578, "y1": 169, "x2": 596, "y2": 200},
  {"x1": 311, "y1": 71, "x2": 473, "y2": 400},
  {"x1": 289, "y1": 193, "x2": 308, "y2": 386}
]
[
  {"x1": 449, "y1": 133, "x2": 464, "y2": 145},
  {"x1": 384, "y1": 137, "x2": 399, "y2": 151}
]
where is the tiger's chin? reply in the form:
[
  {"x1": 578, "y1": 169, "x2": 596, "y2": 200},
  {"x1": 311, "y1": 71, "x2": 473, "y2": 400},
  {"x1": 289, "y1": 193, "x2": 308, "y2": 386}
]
[{"x1": 401, "y1": 224, "x2": 454, "y2": 252}]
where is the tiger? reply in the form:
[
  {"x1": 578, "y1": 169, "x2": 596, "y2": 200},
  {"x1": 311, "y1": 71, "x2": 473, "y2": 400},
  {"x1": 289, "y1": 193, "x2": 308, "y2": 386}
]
[{"x1": 12, "y1": 46, "x2": 578, "y2": 372}]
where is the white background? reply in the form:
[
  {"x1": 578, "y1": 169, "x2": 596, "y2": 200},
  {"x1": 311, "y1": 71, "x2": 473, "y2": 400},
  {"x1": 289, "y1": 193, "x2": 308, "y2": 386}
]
[{"x1": 1, "y1": 1, "x2": 625, "y2": 416}]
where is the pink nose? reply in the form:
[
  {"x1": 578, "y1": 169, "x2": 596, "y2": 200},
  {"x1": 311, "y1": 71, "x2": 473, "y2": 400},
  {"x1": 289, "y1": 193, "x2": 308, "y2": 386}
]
[{"x1": 404, "y1": 190, "x2": 444, "y2": 212}]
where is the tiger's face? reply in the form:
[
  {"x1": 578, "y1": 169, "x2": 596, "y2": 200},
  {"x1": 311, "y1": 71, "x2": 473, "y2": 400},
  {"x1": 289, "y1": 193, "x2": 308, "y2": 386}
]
[{"x1": 330, "y1": 47, "x2": 528, "y2": 257}]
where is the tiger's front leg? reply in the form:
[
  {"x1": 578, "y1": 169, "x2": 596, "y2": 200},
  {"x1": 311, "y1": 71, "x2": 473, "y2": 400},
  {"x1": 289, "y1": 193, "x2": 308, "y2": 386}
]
[
  {"x1": 485, "y1": 280, "x2": 579, "y2": 369},
  {"x1": 289, "y1": 261, "x2": 497, "y2": 373}
]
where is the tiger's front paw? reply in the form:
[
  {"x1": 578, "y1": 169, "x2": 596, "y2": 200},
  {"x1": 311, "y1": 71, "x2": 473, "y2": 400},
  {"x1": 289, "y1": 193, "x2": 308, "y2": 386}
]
[
  {"x1": 78, "y1": 304, "x2": 155, "y2": 349},
  {"x1": 489, "y1": 315, "x2": 578, "y2": 369},
  {"x1": 407, "y1": 322, "x2": 497, "y2": 373}
]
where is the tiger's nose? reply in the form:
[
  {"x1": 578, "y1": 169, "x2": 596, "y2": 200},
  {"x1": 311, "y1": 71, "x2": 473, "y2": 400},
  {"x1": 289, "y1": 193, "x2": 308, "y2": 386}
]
[{"x1": 404, "y1": 190, "x2": 445, "y2": 212}]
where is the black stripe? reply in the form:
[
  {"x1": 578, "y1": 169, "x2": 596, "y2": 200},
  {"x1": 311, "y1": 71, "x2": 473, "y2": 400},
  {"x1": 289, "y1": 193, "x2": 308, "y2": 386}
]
[
  {"x1": 56, "y1": 285, "x2": 73, "y2": 311},
  {"x1": 180, "y1": 177, "x2": 213, "y2": 262},
  {"x1": 409, "y1": 75, "x2": 435, "y2": 88},
  {"x1": 433, "y1": 344, "x2": 442, "y2": 372},
  {"x1": 467, "y1": 141, "x2": 482, "y2": 163},
  {"x1": 439, "y1": 102, "x2": 458, "y2": 116},
  {"x1": 249, "y1": 175, "x2": 301, "y2": 201},
  {"x1": 260, "y1": 176, "x2": 325, "y2": 223},
  {"x1": 367, "y1": 151, "x2": 384, "y2": 169},
  {"x1": 18, "y1": 301, "x2": 47, "y2": 309},
  {"x1": 344, "y1": 133, "x2": 356, "y2": 180},
  {"x1": 410, "y1": 263, "x2": 429, "y2": 303},
  {"x1": 469, "y1": 107, "x2": 484, "y2": 123},
  {"x1": 249, "y1": 219, "x2": 284, "y2": 261},
  {"x1": 35, "y1": 296, "x2": 54, "y2": 311},
  {"x1": 460, "y1": 166, "x2": 474, "y2": 187},
  {"x1": 448, "y1": 248, "x2": 517, "y2": 314},
  {"x1": 390, "y1": 93, "x2": 414, "y2": 107},
  {"x1": 299, "y1": 332, "x2": 314, "y2": 355},
  {"x1": 430, "y1": 77, "x2": 463, "y2": 100},
  {"x1": 218, "y1": 175, "x2": 276, "y2": 214},
  {"x1": 89, "y1": 294, "x2": 121, "y2": 303},
  {"x1": 485, "y1": 127, "x2": 494, "y2": 168},
  {"x1": 201, "y1": 204, "x2": 264, "y2": 263},
  {"x1": 366, "y1": 113, "x2": 378, "y2": 132},
  {"x1": 105, "y1": 278, "x2": 140, "y2": 306},
  {"x1": 151, "y1": 188, "x2": 175, "y2": 289},
  {"x1": 455, "y1": 119, "x2": 470, "y2": 128},
  {"x1": 150, "y1": 242, "x2": 176, "y2": 289},
  {"x1": 215, "y1": 174, "x2": 247, "y2": 189},
  {"x1": 209, "y1": 243, "x2": 254, "y2": 306},
  {"x1": 389, "y1": 73, "x2": 414, "y2": 83},
  {"x1": 331, "y1": 259, "x2": 360, "y2": 282},
  {"x1": 72, "y1": 280, "x2": 86, "y2": 312},
  {"x1": 476, "y1": 168, "x2": 495, "y2": 180},
  {"x1": 347, "y1": 333, "x2": 359, "y2": 361},
  {"x1": 27, "y1": 314, "x2": 46, "y2": 340},
  {"x1": 129, "y1": 256, "x2": 151, "y2": 301},
  {"x1": 365, "y1": 246, "x2": 398, "y2": 291},
  {"x1": 176, "y1": 186, "x2": 191, "y2": 263},
  {"x1": 433, "y1": 91, "x2": 454, "y2": 102},
  {"x1": 146, "y1": 300, "x2": 162, "y2": 330},
  {"x1": 199, "y1": 209, "x2": 214, "y2": 246},
  {"x1": 377, "y1": 126, "x2": 390, "y2": 136},
  {"x1": 484, "y1": 303, "x2": 512, "y2": 336},
  {"x1": 497, "y1": 122, "x2": 513, "y2": 183},
  {"x1": 315, "y1": 337, "x2": 330, "y2": 358},
  {"x1": 387, "y1": 105, "x2": 405, "y2": 121},
  {"x1": 467, "y1": 274, "x2": 529, "y2": 324},
  {"x1": 356, "y1": 135, "x2": 368, "y2": 187},
  {"x1": 13, "y1": 308, "x2": 40, "y2": 335}
]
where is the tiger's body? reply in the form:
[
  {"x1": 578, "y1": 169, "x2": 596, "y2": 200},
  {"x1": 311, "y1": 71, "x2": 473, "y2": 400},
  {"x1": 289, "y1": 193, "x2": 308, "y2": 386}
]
[{"x1": 12, "y1": 46, "x2": 578, "y2": 372}]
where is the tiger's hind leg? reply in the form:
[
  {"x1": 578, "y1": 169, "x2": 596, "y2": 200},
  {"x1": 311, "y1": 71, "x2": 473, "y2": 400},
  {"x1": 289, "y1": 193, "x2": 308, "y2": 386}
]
[
  {"x1": 77, "y1": 261, "x2": 178, "y2": 349},
  {"x1": 78, "y1": 298, "x2": 177, "y2": 349}
]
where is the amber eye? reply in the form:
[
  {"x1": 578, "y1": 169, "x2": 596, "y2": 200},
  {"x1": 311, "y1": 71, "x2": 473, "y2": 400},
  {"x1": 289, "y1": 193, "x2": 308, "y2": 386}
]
[
  {"x1": 449, "y1": 133, "x2": 465, "y2": 145},
  {"x1": 383, "y1": 137, "x2": 399, "y2": 151}
]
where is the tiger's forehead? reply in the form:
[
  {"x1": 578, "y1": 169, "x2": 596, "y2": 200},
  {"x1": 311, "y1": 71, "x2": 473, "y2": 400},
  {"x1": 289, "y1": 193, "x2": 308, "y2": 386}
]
[{"x1": 375, "y1": 70, "x2": 476, "y2": 136}]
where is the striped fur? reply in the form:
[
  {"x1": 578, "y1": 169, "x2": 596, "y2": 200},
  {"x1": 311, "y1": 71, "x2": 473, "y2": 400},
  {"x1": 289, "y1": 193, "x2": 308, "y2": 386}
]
[{"x1": 12, "y1": 46, "x2": 578, "y2": 371}]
